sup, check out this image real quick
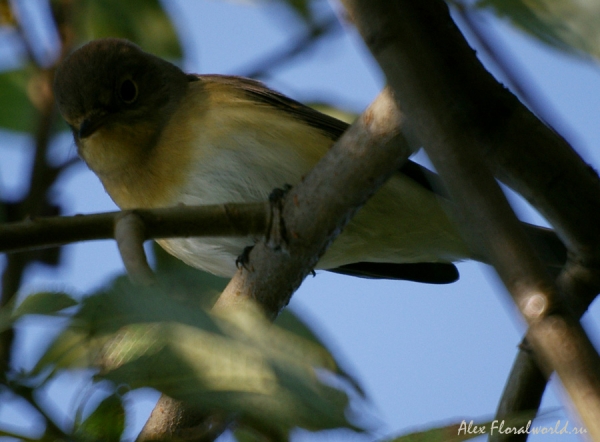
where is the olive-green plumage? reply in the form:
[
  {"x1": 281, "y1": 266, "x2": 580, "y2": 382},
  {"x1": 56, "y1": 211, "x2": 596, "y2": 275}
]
[{"x1": 54, "y1": 39, "x2": 564, "y2": 283}]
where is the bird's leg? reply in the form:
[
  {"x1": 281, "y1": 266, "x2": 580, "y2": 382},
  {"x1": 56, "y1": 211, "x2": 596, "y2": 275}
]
[
  {"x1": 269, "y1": 184, "x2": 318, "y2": 276},
  {"x1": 235, "y1": 184, "x2": 292, "y2": 272},
  {"x1": 266, "y1": 184, "x2": 292, "y2": 249},
  {"x1": 235, "y1": 245, "x2": 254, "y2": 271}
]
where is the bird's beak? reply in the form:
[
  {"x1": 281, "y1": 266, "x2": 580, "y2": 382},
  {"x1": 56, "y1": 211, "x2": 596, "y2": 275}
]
[{"x1": 77, "y1": 113, "x2": 107, "y2": 139}]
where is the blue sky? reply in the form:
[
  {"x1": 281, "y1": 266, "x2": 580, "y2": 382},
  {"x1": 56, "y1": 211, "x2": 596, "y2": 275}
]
[{"x1": 1, "y1": 1, "x2": 600, "y2": 441}]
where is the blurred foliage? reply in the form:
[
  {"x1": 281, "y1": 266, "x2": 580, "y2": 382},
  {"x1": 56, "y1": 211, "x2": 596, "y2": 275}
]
[
  {"x1": 0, "y1": 66, "x2": 40, "y2": 133},
  {"x1": 74, "y1": 393, "x2": 125, "y2": 442},
  {"x1": 152, "y1": 243, "x2": 227, "y2": 309},
  {"x1": 476, "y1": 0, "x2": 600, "y2": 61},
  {"x1": 0, "y1": 0, "x2": 183, "y2": 135},
  {"x1": 1, "y1": 0, "x2": 595, "y2": 440},
  {"x1": 0, "y1": 291, "x2": 77, "y2": 333},
  {"x1": 19, "y1": 262, "x2": 363, "y2": 439},
  {"x1": 53, "y1": 0, "x2": 182, "y2": 59},
  {"x1": 0, "y1": 0, "x2": 16, "y2": 26}
]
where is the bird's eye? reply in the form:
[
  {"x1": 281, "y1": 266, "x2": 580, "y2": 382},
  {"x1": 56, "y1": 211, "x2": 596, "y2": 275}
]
[{"x1": 119, "y1": 79, "x2": 138, "y2": 104}]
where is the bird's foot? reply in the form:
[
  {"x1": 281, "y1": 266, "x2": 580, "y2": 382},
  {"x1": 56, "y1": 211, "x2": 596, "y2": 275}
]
[
  {"x1": 268, "y1": 183, "x2": 292, "y2": 203},
  {"x1": 267, "y1": 184, "x2": 291, "y2": 249}
]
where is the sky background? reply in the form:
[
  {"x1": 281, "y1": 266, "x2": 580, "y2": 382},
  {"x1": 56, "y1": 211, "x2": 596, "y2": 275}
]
[{"x1": 1, "y1": 0, "x2": 600, "y2": 441}]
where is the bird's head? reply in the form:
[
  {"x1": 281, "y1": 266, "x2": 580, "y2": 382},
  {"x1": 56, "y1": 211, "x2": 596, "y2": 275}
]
[{"x1": 53, "y1": 38, "x2": 190, "y2": 176}]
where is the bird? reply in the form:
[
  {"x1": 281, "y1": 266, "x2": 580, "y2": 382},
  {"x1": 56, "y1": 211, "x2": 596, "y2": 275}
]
[{"x1": 53, "y1": 38, "x2": 565, "y2": 284}]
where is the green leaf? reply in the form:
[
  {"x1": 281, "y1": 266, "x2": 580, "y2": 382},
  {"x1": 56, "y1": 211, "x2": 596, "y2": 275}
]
[
  {"x1": 0, "y1": 66, "x2": 39, "y2": 132},
  {"x1": 33, "y1": 326, "x2": 95, "y2": 375},
  {"x1": 152, "y1": 242, "x2": 228, "y2": 309},
  {"x1": 13, "y1": 291, "x2": 78, "y2": 317},
  {"x1": 35, "y1": 280, "x2": 362, "y2": 436},
  {"x1": 232, "y1": 427, "x2": 266, "y2": 442},
  {"x1": 33, "y1": 272, "x2": 224, "y2": 375},
  {"x1": 476, "y1": 0, "x2": 600, "y2": 61},
  {"x1": 381, "y1": 421, "x2": 476, "y2": 442},
  {"x1": 60, "y1": 0, "x2": 182, "y2": 59},
  {"x1": 75, "y1": 394, "x2": 125, "y2": 442},
  {"x1": 99, "y1": 306, "x2": 358, "y2": 433},
  {"x1": 276, "y1": 308, "x2": 365, "y2": 396},
  {"x1": 0, "y1": 291, "x2": 77, "y2": 333}
]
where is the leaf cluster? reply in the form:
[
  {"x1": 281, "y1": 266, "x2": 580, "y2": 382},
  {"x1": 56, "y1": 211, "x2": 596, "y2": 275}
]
[
  {"x1": 1, "y1": 0, "x2": 598, "y2": 440},
  {"x1": 0, "y1": 247, "x2": 364, "y2": 441}
]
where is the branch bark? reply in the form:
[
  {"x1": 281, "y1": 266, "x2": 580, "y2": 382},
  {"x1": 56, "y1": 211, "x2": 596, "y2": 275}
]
[
  {"x1": 139, "y1": 87, "x2": 412, "y2": 439},
  {"x1": 1, "y1": 3, "x2": 68, "y2": 377},
  {"x1": 340, "y1": 0, "x2": 600, "y2": 437},
  {"x1": 447, "y1": 3, "x2": 600, "y2": 436},
  {"x1": 212, "y1": 88, "x2": 410, "y2": 317},
  {"x1": 0, "y1": 203, "x2": 269, "y2": 254}
]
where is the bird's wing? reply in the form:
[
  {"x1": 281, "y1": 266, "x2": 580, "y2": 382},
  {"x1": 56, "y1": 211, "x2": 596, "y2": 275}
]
[
  {"x1": 196, "y1": 74, "x2": 349, "y2": 139},
  {"x1": 191, "y1": 75, "x2": 566, "y2": 283},
  {"x1": 191, "y1": 75, "x2": 462, "y2": 283}
]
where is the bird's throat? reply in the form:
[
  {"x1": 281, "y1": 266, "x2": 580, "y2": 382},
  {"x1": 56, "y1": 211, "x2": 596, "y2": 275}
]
[{"x1": 79, "y1": 120, "x2": 194, "y2": 210}]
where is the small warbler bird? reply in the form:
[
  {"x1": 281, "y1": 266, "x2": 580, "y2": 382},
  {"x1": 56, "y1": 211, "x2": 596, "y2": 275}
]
[{"x1": 53, "y1": 39, "x2": 564, "y2": 283}]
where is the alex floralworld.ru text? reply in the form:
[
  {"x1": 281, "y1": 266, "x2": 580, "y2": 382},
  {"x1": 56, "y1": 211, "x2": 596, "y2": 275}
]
[{"x1": 457, "y1": 419, "x2": 587, "y2": 436}]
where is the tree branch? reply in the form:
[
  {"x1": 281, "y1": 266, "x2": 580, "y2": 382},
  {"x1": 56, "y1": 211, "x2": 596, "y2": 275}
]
[
  {"x1": 452, "y1": 5, "x2": 558, "y2": 127},
  {"x1": 139, "y1": 87, "x2": 411, "y2": 440},
  {"x1": 494, "y1": 256, "x2": 600, "y2": 442},
  {"x1": 493, "y1": 342, "x2": 548, "y2": 442},
  {"x1": 114, "y1": 212, "x2": 156, "y2": 286},
  {"x1": 340, "y1": 0, "x2": 600, "y2": 437},
  {"x1": 439, "y1": 3, "x2": 600, "y2": 437},
  {"x1": 1, "y1": 3, "x2": 64, "y2": 377},
  {"x1": 213, "y1": 87, "x2": 410, "y2": 317},
  {"x1": 136, "y1": 395, "x2": 232, "y2": 442},
  {"x1": 0, "y1": 203, "x2": 269, "y2": 254},
  {"x1": 238, "y1": 14, "x2": 342, "y2": 80}
]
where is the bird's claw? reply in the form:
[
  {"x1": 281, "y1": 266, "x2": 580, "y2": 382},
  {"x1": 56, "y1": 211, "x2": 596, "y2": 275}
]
[
  {"x1": 236, "y1": 245, "x2": 254, "y2": 271},
  {"x1": 269, "y1": 183, "x2": 292, "y2": 204},
  {"x1": 267, "y1": 184, "x2": 291, "y2": 248}
]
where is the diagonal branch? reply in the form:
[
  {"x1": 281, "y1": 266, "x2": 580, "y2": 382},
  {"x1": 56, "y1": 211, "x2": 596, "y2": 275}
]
[
  {"x1": 340, "y1": 0, "x2": 600, "y2": 437},
  {"x1": 139, "y1": 87, "x2": 412, "y2": 440},
  {"x1": 213, "y1": 87, "x2": 410, "y2": 316},
  {"x1": 453, "y1": 3, "x2": 600, "y2": 437}
]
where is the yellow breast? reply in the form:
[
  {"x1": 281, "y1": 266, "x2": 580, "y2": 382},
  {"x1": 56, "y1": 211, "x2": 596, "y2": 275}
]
[{"x1": 81, "y1": 78, "x2": 333, "y2": 211}]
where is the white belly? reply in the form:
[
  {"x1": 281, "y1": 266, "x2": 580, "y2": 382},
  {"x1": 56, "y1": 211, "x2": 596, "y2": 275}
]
[
  {"x1": 157, "y1": 154, "x2": 471, "y2": 277},
  {"x1": 154, "y1": 102, "x2": 471, "y2": 277}
]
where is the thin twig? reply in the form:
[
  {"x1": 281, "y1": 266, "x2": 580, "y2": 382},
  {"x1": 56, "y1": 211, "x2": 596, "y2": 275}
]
[
  {"x1": 0, "y1": 202, "x2": 270, "y2": 254},
  {"x1": 237, "y1": 14, "x2": 341, "y2": 79},
  {"x1": 114, "y1": 212, "x2": 156, "y2": 286},
  {"x1": 0, "y1": 0, "x2": 69, "y2": 379}
]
